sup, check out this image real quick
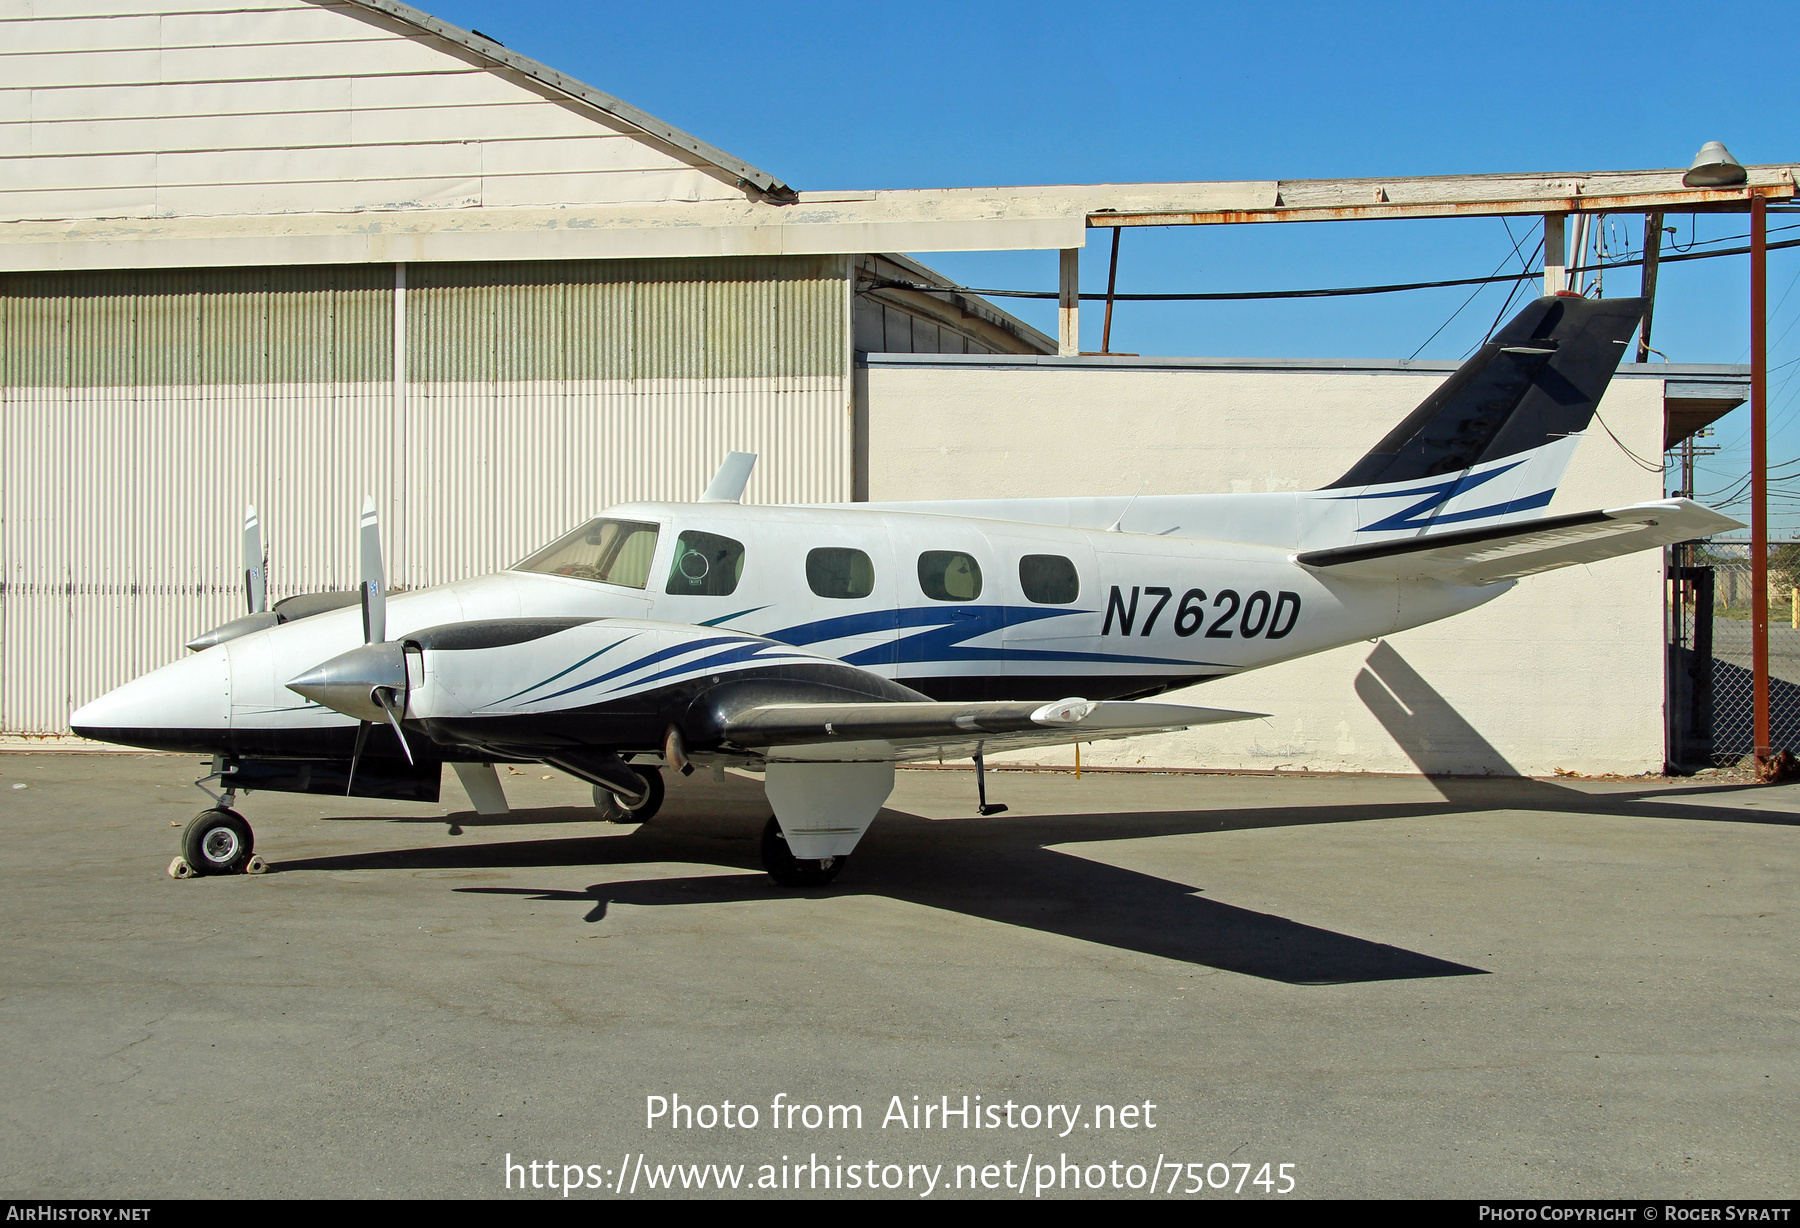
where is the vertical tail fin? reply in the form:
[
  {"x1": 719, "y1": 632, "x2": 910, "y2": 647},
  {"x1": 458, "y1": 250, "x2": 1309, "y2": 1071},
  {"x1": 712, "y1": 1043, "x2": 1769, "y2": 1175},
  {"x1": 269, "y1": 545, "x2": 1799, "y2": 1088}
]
[{"x1": 1316, "y1": 295, "x2": 1646, "y2": 541}]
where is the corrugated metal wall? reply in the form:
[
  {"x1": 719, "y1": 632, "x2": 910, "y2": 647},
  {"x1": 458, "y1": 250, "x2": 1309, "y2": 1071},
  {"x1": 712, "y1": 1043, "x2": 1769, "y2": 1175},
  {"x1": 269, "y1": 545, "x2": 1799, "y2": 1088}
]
[
  {"x1": 1, "y1": 255, "x2": 852, "y2": 737},
  {"x1": 854, "y1": 297, "x2": 1001, "y2": 355}
]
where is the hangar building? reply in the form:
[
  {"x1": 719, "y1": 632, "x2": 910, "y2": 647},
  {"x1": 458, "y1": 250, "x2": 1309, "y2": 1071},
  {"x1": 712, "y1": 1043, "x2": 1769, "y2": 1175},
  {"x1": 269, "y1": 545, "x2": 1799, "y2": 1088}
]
[
  {"x1": 0, "y1": 0, "x2": 1054, "y2": 741},
  {"x1": 0, "y1": 0, "x2": 1766, "y2": 775}
]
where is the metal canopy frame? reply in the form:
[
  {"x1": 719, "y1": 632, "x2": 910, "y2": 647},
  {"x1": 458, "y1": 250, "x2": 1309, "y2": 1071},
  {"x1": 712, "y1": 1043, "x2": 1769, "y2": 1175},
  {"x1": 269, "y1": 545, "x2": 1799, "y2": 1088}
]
[
  {"x1": 1080, "y1": 168, "x2": 1795, "y2": 228},
  {"x1": 1059, "y1": 171, "x2": 1788, "y2": 772}
]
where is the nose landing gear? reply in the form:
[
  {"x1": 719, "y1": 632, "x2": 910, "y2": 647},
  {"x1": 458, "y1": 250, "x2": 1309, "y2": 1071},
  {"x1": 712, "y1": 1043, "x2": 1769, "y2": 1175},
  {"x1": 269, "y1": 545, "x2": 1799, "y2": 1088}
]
[
  {"x1": 180, "y1": 807, "x2": 256, "y2": 876},
  {"x1": 173, "y1": 755, "x2": 261, "y2": 876}
]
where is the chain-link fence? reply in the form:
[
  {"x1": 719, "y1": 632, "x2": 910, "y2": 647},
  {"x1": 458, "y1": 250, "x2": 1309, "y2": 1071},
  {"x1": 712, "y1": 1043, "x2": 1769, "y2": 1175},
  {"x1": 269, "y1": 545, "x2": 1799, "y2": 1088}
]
[{"x1": 1669, "y1": 542, "x2": 1800, "y2": 768}]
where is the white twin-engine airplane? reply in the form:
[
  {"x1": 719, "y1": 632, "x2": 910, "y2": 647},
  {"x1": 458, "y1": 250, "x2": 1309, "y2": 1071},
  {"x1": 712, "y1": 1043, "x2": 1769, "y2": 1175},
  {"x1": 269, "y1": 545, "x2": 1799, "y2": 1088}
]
[{"x1": 74, "y1": 294, "x2": 1738, "y2": 886}]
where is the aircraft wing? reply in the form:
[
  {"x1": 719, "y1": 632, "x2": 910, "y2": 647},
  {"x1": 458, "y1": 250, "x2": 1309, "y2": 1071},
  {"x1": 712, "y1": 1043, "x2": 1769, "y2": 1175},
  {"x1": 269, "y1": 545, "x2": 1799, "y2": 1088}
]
[
  {"x1": 1295, "y1": 498, "x2": 1742, "y2": 587},
  {"x1": 722, "y1": 697, "x2": 1265, "y2": 762}
]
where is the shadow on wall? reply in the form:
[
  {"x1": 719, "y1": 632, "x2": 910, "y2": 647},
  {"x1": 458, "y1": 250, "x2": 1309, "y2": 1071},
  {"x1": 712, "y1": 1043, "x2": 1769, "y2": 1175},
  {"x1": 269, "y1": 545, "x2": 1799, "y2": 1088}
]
[{"x1": 1355, "y1": 640, "x2": 1519, "y2": 777}]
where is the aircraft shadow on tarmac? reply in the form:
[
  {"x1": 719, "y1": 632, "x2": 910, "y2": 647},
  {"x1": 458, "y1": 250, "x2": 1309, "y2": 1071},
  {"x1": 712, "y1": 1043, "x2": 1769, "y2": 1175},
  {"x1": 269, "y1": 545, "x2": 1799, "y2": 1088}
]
[
  {"x1": 281, "y1": 806, "x2": 1488, "y2": 986},
  {"x1": 271, "y1": 642, "x2": 1798, "y2": 987},
  {"x1": 272, "y1": 770, "x2": 1795, "y2": 989}
]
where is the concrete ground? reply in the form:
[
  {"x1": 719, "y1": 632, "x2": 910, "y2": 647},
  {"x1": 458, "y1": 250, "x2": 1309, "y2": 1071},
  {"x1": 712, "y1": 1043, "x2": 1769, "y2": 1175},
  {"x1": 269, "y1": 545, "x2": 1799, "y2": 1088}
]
[{"x1": 0, "y1": 753, "x2": 1794, "y2": 1201}]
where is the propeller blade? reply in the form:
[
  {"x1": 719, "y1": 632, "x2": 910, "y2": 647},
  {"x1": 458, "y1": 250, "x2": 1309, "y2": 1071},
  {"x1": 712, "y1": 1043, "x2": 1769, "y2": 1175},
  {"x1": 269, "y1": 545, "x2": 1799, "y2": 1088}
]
[
  {"x1": 374, "y1": 687, "x2": 413, "y2": 765},
  {"x1": 358, "y1": 496, "x2": 386, "y2": 645},
  {"x1": 244, "y1": 505, "x2": 267, "y2": 615},
  {"x1": 345, "y1": 720, "x2": 372, "y2": 796}
]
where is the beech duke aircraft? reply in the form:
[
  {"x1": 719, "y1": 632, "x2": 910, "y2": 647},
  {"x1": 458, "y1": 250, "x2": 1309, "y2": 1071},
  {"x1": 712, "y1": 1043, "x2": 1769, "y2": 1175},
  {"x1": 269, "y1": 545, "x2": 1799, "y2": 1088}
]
[{"x1": 73, "y1": 294, "x2": 1738, "y2": 886}]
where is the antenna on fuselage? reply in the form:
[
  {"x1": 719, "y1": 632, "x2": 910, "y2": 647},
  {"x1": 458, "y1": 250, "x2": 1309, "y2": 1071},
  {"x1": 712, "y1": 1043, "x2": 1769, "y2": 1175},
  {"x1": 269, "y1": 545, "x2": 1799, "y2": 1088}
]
[
  {"x1": 700, "y1": 452, "x2": 758, "y2": 503},
  {"x1": 1106, "y1": 493, "x2": 1141, "y2": 533}
]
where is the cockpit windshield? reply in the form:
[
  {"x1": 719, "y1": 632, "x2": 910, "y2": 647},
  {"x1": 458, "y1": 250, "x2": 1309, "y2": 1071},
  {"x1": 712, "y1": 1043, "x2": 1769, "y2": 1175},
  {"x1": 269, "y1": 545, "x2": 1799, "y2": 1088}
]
[{"x1": 514, "y1": 518, "x2": 660, "y2": 588}]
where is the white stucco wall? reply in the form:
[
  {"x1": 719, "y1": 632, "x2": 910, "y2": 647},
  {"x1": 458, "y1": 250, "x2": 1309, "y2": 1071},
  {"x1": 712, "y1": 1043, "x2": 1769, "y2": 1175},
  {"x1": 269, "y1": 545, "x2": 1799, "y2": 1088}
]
[{"x1": 860, "y1": 357, "x2": 1669, "y2": 776}]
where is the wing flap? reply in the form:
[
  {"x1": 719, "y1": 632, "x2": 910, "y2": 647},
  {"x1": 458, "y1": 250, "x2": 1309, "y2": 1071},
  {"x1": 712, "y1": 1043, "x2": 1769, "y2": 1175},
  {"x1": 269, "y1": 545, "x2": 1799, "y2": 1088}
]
[
  {"x1": 1295, "y1": 498, "x2": 1741, "y2": 586},
  {"x1": 723, "y1": 697, "x2": 1264, "y2": 761}
]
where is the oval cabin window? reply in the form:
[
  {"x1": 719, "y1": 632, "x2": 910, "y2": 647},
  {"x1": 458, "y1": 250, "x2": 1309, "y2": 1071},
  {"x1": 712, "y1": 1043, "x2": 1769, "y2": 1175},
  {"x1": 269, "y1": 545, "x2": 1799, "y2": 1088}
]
[
  {"x1": 806, "y1": 547, "x2": 876, "y2": 599},
  {"x1": 1019, "y1": 554, "x2": 1080, "y2": 604},
  {"x1": 918, "y1": 551, "x2": 983, "y2": 602}
]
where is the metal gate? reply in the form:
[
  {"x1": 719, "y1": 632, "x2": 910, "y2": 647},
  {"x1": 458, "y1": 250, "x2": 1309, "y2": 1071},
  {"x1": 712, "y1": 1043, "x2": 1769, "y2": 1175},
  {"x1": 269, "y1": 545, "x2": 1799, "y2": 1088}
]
[{"x1": 1668, "y1": 543, "x2": 1800, "y2": 768}]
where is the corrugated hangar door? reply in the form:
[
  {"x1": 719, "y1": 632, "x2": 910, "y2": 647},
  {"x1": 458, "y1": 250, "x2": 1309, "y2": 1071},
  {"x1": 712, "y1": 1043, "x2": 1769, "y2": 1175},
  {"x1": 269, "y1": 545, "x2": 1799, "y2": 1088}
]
[{"x1": 0, "y1": 255, "x2": 852, "y2": 739}]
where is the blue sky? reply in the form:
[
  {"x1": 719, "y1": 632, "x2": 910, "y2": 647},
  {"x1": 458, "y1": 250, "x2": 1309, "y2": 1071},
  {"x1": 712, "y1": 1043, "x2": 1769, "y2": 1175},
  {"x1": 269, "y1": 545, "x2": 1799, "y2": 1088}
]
[{"x1": 428, "y1": 0, "x2": 1800, "y2": 526}]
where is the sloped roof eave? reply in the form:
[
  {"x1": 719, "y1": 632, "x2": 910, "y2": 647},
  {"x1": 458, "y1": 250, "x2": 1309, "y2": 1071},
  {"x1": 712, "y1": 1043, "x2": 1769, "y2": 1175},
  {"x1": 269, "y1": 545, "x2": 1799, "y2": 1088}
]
[{"x1": 333, "y1": 0, "x2": 795, "y2": 202}]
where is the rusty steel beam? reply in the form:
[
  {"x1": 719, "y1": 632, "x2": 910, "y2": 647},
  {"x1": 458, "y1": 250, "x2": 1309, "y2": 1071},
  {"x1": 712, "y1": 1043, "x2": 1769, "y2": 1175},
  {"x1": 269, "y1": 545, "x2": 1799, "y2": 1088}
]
[
  {"x1": 1101, "y1": 227, "x2": 1122, "y2": 354},
  {"x1": 1637, "y1": 212, "x2": 1663, "y2": 363},
  {"x1": 1087, "y1": 183, "x2": 1794, "y2": 227},
  {"x1": 1752, "y1": 194, "x2": 1771, "y2": 767}
]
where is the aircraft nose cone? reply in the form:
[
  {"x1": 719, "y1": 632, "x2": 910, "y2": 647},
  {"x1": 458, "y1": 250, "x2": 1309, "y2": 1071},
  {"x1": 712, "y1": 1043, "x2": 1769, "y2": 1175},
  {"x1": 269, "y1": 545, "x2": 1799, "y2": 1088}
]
[{"x1": 70, "y1": 644, "x2": 231, "y2": 751}]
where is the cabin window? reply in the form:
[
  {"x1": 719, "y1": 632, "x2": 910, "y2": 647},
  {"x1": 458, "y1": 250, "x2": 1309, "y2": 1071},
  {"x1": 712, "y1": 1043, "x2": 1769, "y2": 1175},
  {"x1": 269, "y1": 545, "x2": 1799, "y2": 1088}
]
[
  {"x1": 515, "y1": 518, "x2": 660, "y2": 588},
  {"x1": 806, "y1": 547, "x2": 875, "y2": 599},
  {"x1": 1019, "y1": 554, "x2": 1080, "y2": 604},
  {"x1": 665, "y1": 530, "x2": 745, "y2": 596},
  {"x1": 918, "y1": 551, "x2": 983, "y2": 602}
]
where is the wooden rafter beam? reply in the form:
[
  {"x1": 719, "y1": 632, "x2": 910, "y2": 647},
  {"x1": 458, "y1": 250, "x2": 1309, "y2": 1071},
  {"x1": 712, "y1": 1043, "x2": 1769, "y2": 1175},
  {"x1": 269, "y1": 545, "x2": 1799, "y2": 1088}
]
[{"x1": 1087, "y1": 168, "x2": 1796, "y2": 227}]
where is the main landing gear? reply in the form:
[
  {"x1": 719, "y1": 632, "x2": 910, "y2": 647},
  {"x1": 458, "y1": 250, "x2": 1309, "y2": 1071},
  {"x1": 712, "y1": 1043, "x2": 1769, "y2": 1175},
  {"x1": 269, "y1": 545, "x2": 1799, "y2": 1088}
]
[
  {"x1": 593, "y1": 764, "x2": 665, "y2": 824},
  {"x1": 760, "y1": 816, "x2": 845, "y2": 888}
]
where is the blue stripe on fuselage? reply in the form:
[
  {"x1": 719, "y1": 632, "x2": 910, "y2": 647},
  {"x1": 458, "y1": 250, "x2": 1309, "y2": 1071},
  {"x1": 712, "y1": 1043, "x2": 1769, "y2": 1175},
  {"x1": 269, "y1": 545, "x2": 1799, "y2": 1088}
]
[
  {"x1": 533, "y1": 634, "x2": 749, "y2": 703},
  {"x1": 612, "y1": 640, "x2": 823, "y2": 692},
  {"x1": 492, "y1": 635, "x2": 637, "y2": 706},
  {"x1": 1329, "y1": 461, "x2": 1555, "y2": 533},
  {"x1": 766, "y1": 604, "x2": 1202, "y2": 669}
]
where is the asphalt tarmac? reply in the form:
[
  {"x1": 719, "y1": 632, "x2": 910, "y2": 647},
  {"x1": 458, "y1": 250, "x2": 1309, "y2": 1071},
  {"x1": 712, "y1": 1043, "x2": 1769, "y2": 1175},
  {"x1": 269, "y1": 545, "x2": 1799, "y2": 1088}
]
[{"x1": 0, "y1": 753, "x2": 1793, "y2": 1200}]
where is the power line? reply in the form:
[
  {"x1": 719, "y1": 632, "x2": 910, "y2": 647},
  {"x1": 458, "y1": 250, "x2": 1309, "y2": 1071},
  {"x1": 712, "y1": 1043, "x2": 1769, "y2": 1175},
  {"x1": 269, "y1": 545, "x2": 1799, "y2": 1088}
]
[
  {"x1": 1470, "y1": 226, "x2": 1545, "y2": 353},
  {"x1": 868, "y1": 235, "x2": 1800, "y2": 304},
  {"x1": 1409, "y1": 223, "x2": 1538, "y2": 360},
  {"x1": 1592, "y1": 409, "x2": 1666, "y2": 473}
]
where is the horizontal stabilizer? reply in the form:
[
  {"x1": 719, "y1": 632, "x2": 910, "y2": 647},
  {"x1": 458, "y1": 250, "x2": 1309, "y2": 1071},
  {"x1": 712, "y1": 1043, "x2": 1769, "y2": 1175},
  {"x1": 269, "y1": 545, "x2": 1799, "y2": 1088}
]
[
  {"x1": 1295, "y1": 498, "x2": 1742, "y2": 586},
  {"x1": 723, "y1": 697, "x2": 1264, "y2": 762}
]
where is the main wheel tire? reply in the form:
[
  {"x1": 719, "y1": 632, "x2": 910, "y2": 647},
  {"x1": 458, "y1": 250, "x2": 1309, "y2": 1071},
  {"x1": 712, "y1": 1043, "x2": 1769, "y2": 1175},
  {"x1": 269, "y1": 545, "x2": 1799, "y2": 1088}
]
[
  {"x1": 593, "y1": 765, "x2": 665, "y2": 824},
  {"x1": 759, "y1": 815, "x2": 846, "y2": 888},
  {"x1": 181, "y1": 808, "x2": 254, "y2": 876}
]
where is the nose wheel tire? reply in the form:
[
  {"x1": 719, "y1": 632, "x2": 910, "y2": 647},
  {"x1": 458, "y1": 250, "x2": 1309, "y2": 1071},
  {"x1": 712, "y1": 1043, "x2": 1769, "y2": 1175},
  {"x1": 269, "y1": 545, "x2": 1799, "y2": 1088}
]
[
  {"x1": 181, "y1": 808, "x2": 254, "y2": 875},
  {"x1": 592, "y1": 765, "x2": 665, "y2": 824},
  {"x1": 760, "y1": 816, "x2": 846, "y2": 888}
]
